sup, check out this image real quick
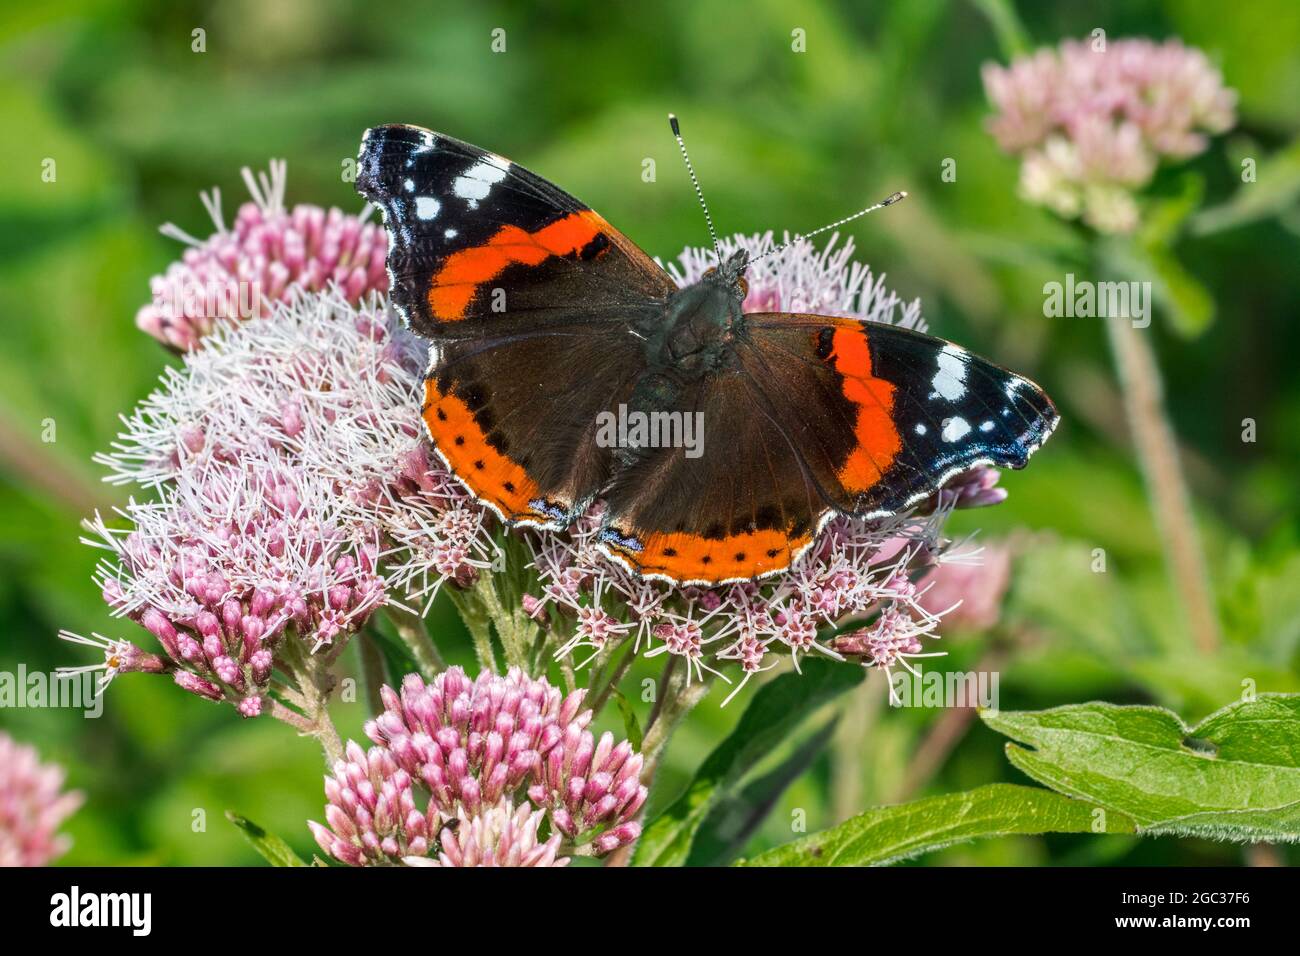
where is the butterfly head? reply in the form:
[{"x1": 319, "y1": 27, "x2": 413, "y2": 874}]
[
  {"x1": 715, "y1": 249, "x2": 750, "y2": 300},
  {"x1": 700, "y1": 249, "x2": 750, "y2": 301}
]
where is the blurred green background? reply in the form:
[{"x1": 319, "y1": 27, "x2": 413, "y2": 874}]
[{"x1": 2, "y1": 0, "x2": 1298, "y2": 866}]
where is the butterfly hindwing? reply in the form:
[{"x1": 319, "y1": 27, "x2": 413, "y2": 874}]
[
  {"x1": 597, "y1": 371, "x2": 826, "y2": 583},
  {"x1": 356, "y1": 124, "x2": 677, "y2": 339}
]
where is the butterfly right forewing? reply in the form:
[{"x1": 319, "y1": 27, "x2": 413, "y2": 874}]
[{"x1": 738, "y1": 313, "x2": 1059, "y2": 518}]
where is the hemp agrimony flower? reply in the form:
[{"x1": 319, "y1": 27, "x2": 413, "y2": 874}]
[
  {"x1": 0, "y1": 733, "x2": 82, "y2": 867},
  {"x1": 138, "y1": 161, "x2": 388, "y2": 349},
  {"x1": 309, "y1": 667, "x2": 645, "y2": 866},
  {"x1": 982, "y1": 37, "x2": 1236, "y2": 233}
]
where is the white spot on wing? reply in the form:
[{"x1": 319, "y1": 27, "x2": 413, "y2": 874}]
[
  {"x1": 980, "y1": 420, "x2": 995, "y2": 432},
  {"x1": 930, "y1": 344, "x2": 968, "y2": 400},
  {"x1": 415, "y1": 196, "x2": 440, "y2": 220},
  {"x1": 941, "y1": 416, "x2": 971, "y2": 442},
  {"x1": 453, "y1": 160, "x2": 509, "y2": 207},
  {"x1": 915, "y1": 423, "x2": 927, "y2": 435}
]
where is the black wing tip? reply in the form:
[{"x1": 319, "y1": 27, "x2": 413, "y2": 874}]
[
  {"x1": 361, "y1": 123, "x2": 433, "y2": 146},
  {"x1": 356, "y1": 124, "x2": 436, "y2": 203},
  {"x1": 1002, "y1": 400, "x2": 1061, "y2": 471}
]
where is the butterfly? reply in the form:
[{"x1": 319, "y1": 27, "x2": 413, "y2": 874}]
[{"x1": 355, "y1": 121, "x2": 1058, "y2": 585}]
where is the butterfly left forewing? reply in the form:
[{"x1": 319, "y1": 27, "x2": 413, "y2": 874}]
[{"x1": 357, "y1": 124, "x2": 676, "y2": 341}]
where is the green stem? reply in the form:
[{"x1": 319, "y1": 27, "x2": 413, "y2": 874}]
[
  {"x1": 639, "y1": 658, "x2": 712, "y2": 767},
  {"x1": 271, "y1": 637, "x2": 344, "y2": 766},
  {"x1": 473, "y1": 573, "x2": 536, "y2": 671},
  {"x1": 970, "y1": 0, "x2": 1031, "y2": 59},
  {"x1": 1104, "y1": 313, "x2": 1221, "y2": 652},
  {"x1": 358, "y1": 631, "x2": 387, "y2": 714},
  {"x1": 587, "y1": 642, "x2": 636, "y2": 716},
  {"x1": 445, "y1": 585, "x2": 500, "y2": 674},
  {"x1": 830, "y1": 675, "x2": 886, "y2": 822},
  {"x1": 384, "y1": 604, "x2": 445, "y2": 678},
  {"x1": 604, "y1": 663, "x2": 714, "y2": 868}
]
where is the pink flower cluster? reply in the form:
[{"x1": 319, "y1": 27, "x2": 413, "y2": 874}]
[
  {"x1": 68, "y1": 294, "x2": 414, "y2": 715},
  {"x1": 309, "y1": 667, "x2": 646, "y2": 866},
  {"x1": 530, "y1": 503, "x2": 969, "y2": 705},
  {"x1": 82, "y1": 474, "x2": 385, "y2": 716},
  {"x1": 137, "y1": 161, "x2": 388, "y2": 350},
  {"x1": 0, "y1": 733, "x2": 83, "y2": 867},
  {"x1": 983, "y1": 37, "x2": 1236, "y2": 232}
]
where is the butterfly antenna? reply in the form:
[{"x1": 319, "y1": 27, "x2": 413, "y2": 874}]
[
  {"x1": 669, "y1": 114, "x2": 721, "y2": 260},
  {"x1": 749, "y1": 190, "x2": 908, "y2": 264}
]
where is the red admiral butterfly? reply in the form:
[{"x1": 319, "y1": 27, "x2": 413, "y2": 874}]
[{"x1": 356, "y1": 120, "x2": 1058, "y2": 585}]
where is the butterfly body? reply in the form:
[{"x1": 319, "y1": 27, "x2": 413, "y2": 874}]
[
  {"x1": 357, "y1": 124, "x2": 1059, "y2": 585},
  {"x1": 647, "y1": 272, "x2": 745, "y2": 376}
]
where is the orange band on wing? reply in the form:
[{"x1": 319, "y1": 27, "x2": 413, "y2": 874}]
[
  {"x1": 428, "y1": 211, "x2": 607, "y2": 320},
  {"x1": 423, "y1": 378, "x2": 545, "y2": 521},
  {"x1": 603, "y1": 526, "x2": 814, "y2": 583},
  {"x1": 826, "y1": 325, "x2": 901, "y2": 494}
]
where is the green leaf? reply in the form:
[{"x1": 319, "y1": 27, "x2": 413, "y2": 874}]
[
  {"x1": 687, "y1": 719, "x2": 839, "y2": 866},
  {"x1": 736, "y1": 784, "x2": 1133, "y2": 866},
  {"x1": 1143, "y1": 245, "x2": 1214, "y2": 337},
  {"x1": 634, "y1": 658, "x2": 863, "y2": 867},
  {"x1": 612, "y1": 689, "x2": 644, "y2": 752},
  {"x1": 225, "y1": 811, "x2": 309, "y2": 867},
  {"x1": 983, "y1": 694, "x2": 1300, "y2": 841}
]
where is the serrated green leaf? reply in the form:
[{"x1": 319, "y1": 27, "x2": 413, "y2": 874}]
[
  {"x1": 983, "y1": 694, "x2": 1300, "y2": 841},
  {"x1": 736, "y1": 784, "x2": 1132, "y2": 867},
  {"x1": 226, "y1": 811, "x2": 309, "y2": 867},
  {"x1": 634, "y1": 658, "x2": 863, "y2": 867}
]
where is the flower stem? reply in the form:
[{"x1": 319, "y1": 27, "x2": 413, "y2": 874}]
[
  {"x1": 445, "y1": 584, "x2": 499, "y2": 674},
  {"x1": 473, "y1": 573, "x2": 536, "y2": 671},
  {"x1": 829, "y1": 674, "x2": 886, "y2": 822},
  {"x1": 358, "y1": 630, "x2": 387, "y2": 714},
  {"x1": 273, "y1": 636, "x2": 345, "y2": 766},
  {"x1": 1104, "y1": 314, "x2": 1221, "y2": 652},
  {"x1": 587, "y1": 643, "x2": 636, "y2": 716},
  {"x1": 639, "y1": 661, "x2": 712, "y2": 771},
  {"x1": 384, "y1": 604, "x2": 444, "y2": 678},
  {"x1": 604, "y1": 663, "x2": 713, "y2": 867}
]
